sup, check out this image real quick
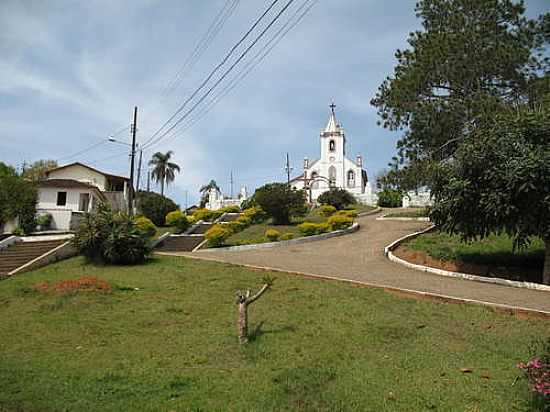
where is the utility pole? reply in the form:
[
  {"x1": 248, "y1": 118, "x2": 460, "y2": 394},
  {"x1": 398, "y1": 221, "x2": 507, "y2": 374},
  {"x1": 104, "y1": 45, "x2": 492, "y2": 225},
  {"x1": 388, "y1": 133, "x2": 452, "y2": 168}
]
[
  {"x1": 128, "y1": 106, "x2": 138, "y2": 216},
  {"x1": 146, "y1": 169, "x2": 151, "y2": 192},
  {"x1": 285, "y1": 153, "x2": 293, "y2": 185},
  {"x1": 185, "y1": 190, "x2": 188, "y2": 212},
  {"x1": 230, "y1": 170, "x2": 234, "y2": 199},
  {"x1": 135, "y1": 148, "x2": 143, "y2": 192}
]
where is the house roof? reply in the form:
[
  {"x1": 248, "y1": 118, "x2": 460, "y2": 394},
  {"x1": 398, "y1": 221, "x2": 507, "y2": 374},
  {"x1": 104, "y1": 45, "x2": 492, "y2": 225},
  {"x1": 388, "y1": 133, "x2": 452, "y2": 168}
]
[
  {"x1": 46, "y1": 162, "x2": 129, "y2": 181},
  {"x1": 38, "y1": 179, "x2": 106, "y2": 200}
]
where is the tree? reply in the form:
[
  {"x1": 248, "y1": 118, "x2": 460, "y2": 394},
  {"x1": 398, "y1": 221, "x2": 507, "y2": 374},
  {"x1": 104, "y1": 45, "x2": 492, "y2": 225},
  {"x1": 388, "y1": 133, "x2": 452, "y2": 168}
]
[
  {"x1": 430, "y1": 108, "x2": 550, "y2": 284},
  {"x1": 22, "y1": 159, "x2": 57, "y2": 182},
  {"x1": 371, "y1": 0, "x2": 549, "y2": 191},
  {"x1": 199, "y1": 179, "x2": 220, "y2": 208},
  {"x1": 253, "y1": 183, "x2": 306, "y2": 225},
  {"x1": 235, "y1": 276, "x2": 274, "y2": 344},
  {"x1": 0, "y1": 172, "x2": 37, "y2": 233},
  {"x1": 377, "y1": 189, "x2": 402, "y2": 208},
  {"x1": 136, "y1": 190, "x2": 178, "y2": 226},
  {"x1": 0, "y1": 162, "x2": 16, "y2": 178},
  {"x1": 317, "y1": 188, "x2": 356, "y2": 210},
  {"x1": 149, "y1": 151, "x2": 180, "y2": 196}
]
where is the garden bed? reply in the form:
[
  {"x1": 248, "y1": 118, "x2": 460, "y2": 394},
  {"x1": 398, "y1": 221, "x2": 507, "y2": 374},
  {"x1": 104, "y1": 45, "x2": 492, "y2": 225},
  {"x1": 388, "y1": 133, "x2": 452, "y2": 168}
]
[
  {"x1": 394, "y1": 231, "x2": 545, "y2": 284},
  {"x1": 384, "y1": 208, "x2": 429, "y2": 218}
]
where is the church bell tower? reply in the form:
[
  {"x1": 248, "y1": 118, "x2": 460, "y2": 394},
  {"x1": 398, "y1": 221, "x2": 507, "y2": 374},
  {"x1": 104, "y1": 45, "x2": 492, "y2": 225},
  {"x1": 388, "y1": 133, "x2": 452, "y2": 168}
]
[{"x1": 320, "y1": 102, "x2": 346, "y2": 187}]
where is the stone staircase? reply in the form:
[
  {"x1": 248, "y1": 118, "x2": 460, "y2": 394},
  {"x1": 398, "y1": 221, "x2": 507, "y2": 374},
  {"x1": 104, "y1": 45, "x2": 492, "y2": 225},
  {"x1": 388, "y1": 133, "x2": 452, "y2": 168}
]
[
  {"x1": 155, "y1": 235, "x2": 205, "y2": 253},
  {"x1": 187, "y1": 223, "x2": 213, "y2": 235},
  {"x1": 0, "y1": 240, "x2": 66, "y2": 277}
]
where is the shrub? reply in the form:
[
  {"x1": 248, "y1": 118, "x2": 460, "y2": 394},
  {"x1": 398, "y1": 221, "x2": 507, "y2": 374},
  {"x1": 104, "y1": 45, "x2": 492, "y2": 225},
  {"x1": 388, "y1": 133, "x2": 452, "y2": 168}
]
[
  {"x1": 319, "y1": 205, "x2": 337, "y2": 217},
  {"x1": 280, "y1": 232, "x2": 294, "y2": 241},
  {"x1": 318, "y1": 188, "x2": 356, "y2": 210},
  {"x1": 36, "y1": 213, "x2": 52, "y2": 230},
  {"x1": 253, "y1": 183, "x2": 307, "y2": 225},
  {"x1": 192, "y1": 208, "x2": 223, "y2": 222},
  {"x1": 377, "y1": 189, "x2": 402, "y2": 208},
  {"x1": 136, "y1": 191, "x2": 178, "y2": 226},
  {"x1": 134, "y1": 216, "x2": 157, "y2": 238},
  {"x1": 12, "y1": 227, "x2": 25, "y2": 236},
  {"x1": 0, "y1": 173, "x2": 37, "y2": 234},
  {"x1": 73, "y1": 204, "x2": 151, "y2": 265},
  {"x1": 229, "y1": 215, "x2": 252, "y2": 233},
  {"x1": 336, "y1": 209, "x2": 358, "y2": 219},
  {"x1": 327, "y1": 214, "x2": 354, "y2": 230},
  {"x1": 165, "y1": 210, "x2": 190, "y2": 233},
  {"x1": 242, "y1": 206, "x2": 267, "y2": 224},
  {"x1": 220, "y1": 205, "x2": 241, "y2": 213},
  {"x1": 205, "y1": 224, "x2": 233, "y2": 247},
  {"x1": 265, "y1": 229, "x2": 281, "y2": 241},
  {"x1": 298, "y1": 222, "x2": 330, "y2": 236}
]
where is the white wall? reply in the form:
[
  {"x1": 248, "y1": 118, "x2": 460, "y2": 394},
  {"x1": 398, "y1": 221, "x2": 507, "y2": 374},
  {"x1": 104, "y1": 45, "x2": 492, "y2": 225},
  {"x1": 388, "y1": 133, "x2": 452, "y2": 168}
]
[
  {"x1": 48, "y1": 165, "x2": 107, "y2": 191},
  {"x1": 37, "y1": 187, "x2": 95, "y2": 230}
]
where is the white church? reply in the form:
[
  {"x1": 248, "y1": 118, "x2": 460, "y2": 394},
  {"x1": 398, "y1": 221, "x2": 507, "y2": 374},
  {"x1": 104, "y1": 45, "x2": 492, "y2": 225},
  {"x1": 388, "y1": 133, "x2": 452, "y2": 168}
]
[{"x1": 290, "y1": 103, "x2": 377, "y2": 205}]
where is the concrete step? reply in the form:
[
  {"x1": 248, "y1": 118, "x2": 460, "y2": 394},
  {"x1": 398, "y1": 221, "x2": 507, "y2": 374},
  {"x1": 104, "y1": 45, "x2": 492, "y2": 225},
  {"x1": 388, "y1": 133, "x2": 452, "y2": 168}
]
[
  {"x1": 0, "y1": 240, "x2": 66, "y2": 275},
  {"x1": 156, "y1": 235, "x2": 205, "y2": 252}
]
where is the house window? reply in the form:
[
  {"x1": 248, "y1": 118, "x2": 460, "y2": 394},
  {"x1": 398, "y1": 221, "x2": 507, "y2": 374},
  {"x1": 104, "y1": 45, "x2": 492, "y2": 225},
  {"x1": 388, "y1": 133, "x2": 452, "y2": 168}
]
[
  {"x1": 328, "y1": 166, "x2": 337, "y2": 187},
  {"x1": 56, "y1": 192, "x2": 67, "y2": 207},
  {"x1": 347, "y1": 170, "x2": 355, "y2": 188},
  {"x1": 329, "y1": 140, "x2": 336, "y2": 152},
  {"x1": 79, "y1": 193, "x2": 90, "y2": 212}
]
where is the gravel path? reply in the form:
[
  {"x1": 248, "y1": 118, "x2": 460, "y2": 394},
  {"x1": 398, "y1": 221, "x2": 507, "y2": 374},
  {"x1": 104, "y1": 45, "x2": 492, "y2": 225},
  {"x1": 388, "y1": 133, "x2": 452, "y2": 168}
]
[{"x1": 162, "y1": 212, "x2": 550, "y2": 314}]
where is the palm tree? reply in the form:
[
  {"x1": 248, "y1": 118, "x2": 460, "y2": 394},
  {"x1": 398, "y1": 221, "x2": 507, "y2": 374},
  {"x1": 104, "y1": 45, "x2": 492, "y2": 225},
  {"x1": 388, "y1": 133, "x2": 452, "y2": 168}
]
[
  {"x1": 149, "y1": 151, "x2": 180, "y2": 196},
  {"x1": 199, "y1": 179, "x2": 220, "y2": 207}
]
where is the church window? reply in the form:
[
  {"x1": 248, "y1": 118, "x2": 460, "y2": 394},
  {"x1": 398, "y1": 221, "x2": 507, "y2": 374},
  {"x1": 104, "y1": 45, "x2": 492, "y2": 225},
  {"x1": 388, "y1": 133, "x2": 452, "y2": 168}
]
[
  {"x1": 347, "y1": 170, "x2": 355, "y2": 188},
  {"x1": 328, "y1": 166, "x2": 336, "y2": 187},
  {"x1": 329, "y1": 140, "x2": 335, "y2": 152}
]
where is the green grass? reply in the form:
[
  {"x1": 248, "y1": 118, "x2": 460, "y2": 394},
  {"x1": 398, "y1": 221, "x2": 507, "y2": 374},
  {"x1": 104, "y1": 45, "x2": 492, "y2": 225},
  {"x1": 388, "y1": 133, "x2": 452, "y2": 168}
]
[
  {"x1": 385, "y1": 208, "x2": 428, "y2": 218},
  {"x1": 405, "y1": 231, "x2": 544, "y2": 268},
  {"x1": 351, "y1": 204, "x2": 377, "y2": 214},
  {"x1": 0, "y1": 256, "x2": 547, "y2": 411}
]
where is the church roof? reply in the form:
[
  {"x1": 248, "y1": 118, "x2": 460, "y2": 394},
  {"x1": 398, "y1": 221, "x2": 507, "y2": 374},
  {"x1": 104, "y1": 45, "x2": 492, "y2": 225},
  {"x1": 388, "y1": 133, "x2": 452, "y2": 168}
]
[{"x1": 324, "y1": 102, "x2": 341, "y2": 133}]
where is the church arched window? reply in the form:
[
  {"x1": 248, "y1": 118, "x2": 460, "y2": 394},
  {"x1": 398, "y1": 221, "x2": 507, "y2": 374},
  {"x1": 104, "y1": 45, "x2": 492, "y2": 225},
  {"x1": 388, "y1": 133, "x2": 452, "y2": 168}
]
[
  {"x1": 310, "y1": 171, "x2": 319, "y2": 189},
  {"x1": 328, "y1": 166, "x2": 336, "y2": 187},
  {"x1": 329, "y1": 140, "x2": 335, "y2": 152},
  {"x1": 347, "y1": 170, "x2": 355, "y2": 188}
]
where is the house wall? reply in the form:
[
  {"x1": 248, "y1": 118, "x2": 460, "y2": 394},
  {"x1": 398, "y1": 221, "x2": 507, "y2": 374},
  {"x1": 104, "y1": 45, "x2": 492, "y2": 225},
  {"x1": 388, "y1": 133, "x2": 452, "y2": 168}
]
[
  {"x1": 37, "y1": 187, "x2": 95, "y2": 230},
  {"x1": 48, "y1": 165, "x2": 107, "y2": 191}
]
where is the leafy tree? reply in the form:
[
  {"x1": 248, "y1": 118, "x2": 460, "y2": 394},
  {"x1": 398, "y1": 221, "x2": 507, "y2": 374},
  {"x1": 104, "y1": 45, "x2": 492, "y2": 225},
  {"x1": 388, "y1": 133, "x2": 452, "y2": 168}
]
[
  {"x1": 377, "y1": 189, "x2": 403, "y2": 208},
  {"x1": 22, "y1": 159, "x2": 58, "y2": 182},
  {"x1": 430, "y1": 108, "x2": 550, "y2": 284},
  {"x1": 371, "y1": 0, "x2": 549, "y2": 191},
  {"x1": 0, "y1": 162, "x2": 16, "y2": 178},
  {"x1": 149, "y1": 151, "x2": 180, "y2": 196},
  {"x1": 253, "y1": 183, "x2": 306, "y2": 225},
  {"x1": 0, "y1": 173, "x2": 37, "y2": 233},
  {"x1": 317, "y1": 188, "x2": 356, "y2": 210},
  {"x1": 136, "y1": 190, "x2": 178, "y2": 226}
]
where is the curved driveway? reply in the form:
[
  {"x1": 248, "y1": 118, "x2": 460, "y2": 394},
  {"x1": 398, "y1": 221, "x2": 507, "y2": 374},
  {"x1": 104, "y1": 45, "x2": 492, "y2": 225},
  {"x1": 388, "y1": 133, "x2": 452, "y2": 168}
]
[{"x1": 168, "y1": 212, "x2": 550, "y2": 314}]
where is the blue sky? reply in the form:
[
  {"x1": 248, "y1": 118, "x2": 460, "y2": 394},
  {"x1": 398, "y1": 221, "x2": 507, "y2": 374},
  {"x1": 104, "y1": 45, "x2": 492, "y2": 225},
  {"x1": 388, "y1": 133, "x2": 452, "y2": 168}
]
[{"x1": 1, "y1": 0, "x2": 547, "y2": 206}]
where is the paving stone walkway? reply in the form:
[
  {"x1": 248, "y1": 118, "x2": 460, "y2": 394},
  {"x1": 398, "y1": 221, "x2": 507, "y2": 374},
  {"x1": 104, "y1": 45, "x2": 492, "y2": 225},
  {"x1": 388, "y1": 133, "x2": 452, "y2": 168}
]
[{"x1": 163, "y1": 212, "x2": 550, "y2": 314}]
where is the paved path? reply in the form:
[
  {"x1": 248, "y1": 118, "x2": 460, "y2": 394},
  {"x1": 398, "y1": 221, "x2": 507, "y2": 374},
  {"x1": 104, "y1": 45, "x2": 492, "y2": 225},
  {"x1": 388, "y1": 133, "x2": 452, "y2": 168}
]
[{"x1": 163, "y1": 212, "x2": 550, "y2": 314}]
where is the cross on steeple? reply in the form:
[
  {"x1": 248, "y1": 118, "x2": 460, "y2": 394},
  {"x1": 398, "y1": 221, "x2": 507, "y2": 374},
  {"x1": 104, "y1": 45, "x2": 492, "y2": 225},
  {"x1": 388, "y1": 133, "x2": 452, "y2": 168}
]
[{"x1": 329, "y1": 101, "x2": 336, "y2": 114}]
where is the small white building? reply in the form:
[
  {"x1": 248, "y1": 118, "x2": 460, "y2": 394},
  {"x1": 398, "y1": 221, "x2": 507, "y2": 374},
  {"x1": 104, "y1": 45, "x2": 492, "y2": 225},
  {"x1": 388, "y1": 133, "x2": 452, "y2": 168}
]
[
  {"x1": 207, "y1": 186, "x2": 248, "y2": 210},
  {"x1": 290, "y1": 103, "x2": 377, "y2": 205},
  {"x1": 37, "y1": 162, "x2": 131, "y2": 231}
]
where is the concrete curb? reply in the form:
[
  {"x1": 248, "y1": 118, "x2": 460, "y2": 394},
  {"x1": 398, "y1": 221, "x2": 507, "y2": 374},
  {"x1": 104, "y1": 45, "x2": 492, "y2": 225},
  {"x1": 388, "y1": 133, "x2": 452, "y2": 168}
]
[
  {"x1": 199, "y1": 222, "x2": 360, "y2": 253},
  {"x1": 377, "y1": 214, "x2": 430, "y2": 222},
  {"x1": 0, "y1": 235, "x2": 19, "y2": 251},
  {"x1": 150, "y1": 232, "x2": 171, "y2": 249},
  {"x1": 384, "y1": 227, "x2": 550, "y2": 293},
  {"x1": 156, "y1": 252, "x2": 550, "y2": 318}
]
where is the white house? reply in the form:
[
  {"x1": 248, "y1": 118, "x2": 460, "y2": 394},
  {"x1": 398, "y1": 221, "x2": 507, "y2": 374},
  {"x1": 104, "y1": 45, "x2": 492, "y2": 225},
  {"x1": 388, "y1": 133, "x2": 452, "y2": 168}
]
[
  {"x1": 290, "y1": 103, "x2": 377, "y2": 205},
  {"x1": 37, "y1": 162, "x2": 131, "y2": 231},
  {"x1": 207, "y1": 186, "x2": 248, "y2": 210}
]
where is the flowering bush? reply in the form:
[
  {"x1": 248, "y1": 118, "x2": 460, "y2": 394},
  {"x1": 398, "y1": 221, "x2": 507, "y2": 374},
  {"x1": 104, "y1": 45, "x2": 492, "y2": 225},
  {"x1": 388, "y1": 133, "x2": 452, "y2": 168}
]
[
  {"x1": 319, "y1": 205, "x2": 337, "y2": 217},
  {"x1": 265, "y1": 229, "x2": 281, "y2": 241},
  {"x1": 205, "y1": 224, "x2": 233, "y2": 247},
  {"x1": 165, "y1": 210, "x2": 189, "y2": 233},
  {"x1": 34, "y1": 276, "x2": 112, "y2": 294},
  {"x1": 327, "y1": 214, "x2": 354, "y2": 230},
  {"x1": 134, "y1": 216, "x2": 157, "y2": 238},
  {"x1": 242, "y1": 206, "x2": 266, "y2": 224},
  {"x1": 279, "y1": 232, "x2": 294, "y2": 241},
  {"x1": 517, "y1": 337, "x2": 550, "y2": 406},
  {"x1": 192, "y1": 208, "x2": 223, "y2": 222},
  {"x1": 298, "y1": 222, "x2": 330, "y2": 236}
]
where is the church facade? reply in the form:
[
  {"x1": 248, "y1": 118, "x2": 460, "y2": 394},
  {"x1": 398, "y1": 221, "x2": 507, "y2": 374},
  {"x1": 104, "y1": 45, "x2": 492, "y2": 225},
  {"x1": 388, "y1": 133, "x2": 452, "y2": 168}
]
[{"x1": 290, "y1": 103, "x2": 377, "y2": 205}]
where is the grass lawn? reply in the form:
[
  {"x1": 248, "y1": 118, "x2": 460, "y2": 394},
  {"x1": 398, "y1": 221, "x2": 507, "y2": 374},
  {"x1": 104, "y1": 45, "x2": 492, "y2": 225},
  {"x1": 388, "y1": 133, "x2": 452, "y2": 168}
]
[
  {"x1": 352, "y1": 203, "x2": 378, "y2": 214},
  {"x1": 0, "y1": 256, "x2": 547, "y2": 411},
  {"x1": 405, "y1": 231, "x2": 544, "y2": 268},
  {"x1": 385, "y1": 208, "x2": 429, "y2": 218}
]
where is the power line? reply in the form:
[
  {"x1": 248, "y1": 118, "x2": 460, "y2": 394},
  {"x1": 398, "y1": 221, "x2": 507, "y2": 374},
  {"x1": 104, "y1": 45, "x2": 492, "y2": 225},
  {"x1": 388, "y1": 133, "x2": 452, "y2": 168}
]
[
  {"x1": 144, "y1": 0, "x2": 240, "y2": 119},
  {"x1": 141, "y1": 0, "x2": 282, "y2": 149},
  {"x1": 145, "y1": 0, "x2": 317, "y2": 151},
  {"x1": 143, "y1": 0, "x2": 296, "y2": 150}
]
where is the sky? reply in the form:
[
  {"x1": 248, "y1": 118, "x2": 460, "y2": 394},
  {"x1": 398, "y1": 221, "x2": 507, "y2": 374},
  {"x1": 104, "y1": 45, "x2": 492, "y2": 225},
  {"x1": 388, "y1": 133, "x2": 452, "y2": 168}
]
[{"x1": 1, "y1": 0, "x2": 548, "y2": 207}]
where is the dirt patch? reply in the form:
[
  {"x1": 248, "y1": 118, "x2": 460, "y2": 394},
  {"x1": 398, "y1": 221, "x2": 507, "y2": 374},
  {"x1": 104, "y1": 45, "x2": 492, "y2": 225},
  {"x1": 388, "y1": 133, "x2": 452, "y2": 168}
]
[{"x1": 394, "y1": 245, "x2": 543, "y2": 284}]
